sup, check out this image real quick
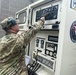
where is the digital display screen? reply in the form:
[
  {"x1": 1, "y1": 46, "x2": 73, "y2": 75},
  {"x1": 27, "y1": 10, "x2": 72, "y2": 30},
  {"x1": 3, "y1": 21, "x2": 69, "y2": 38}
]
[
  {"x1": 48, "y1": 35, "x2": 58, "y2": 42},
  {"x1": 36, "y1": 5, "x2": 58, "y2": 21}
]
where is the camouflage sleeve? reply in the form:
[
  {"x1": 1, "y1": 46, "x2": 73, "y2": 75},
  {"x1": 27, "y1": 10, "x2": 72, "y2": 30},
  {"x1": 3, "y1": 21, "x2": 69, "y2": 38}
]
[{"x1": 16, "y1": 18, "x2": 45, "y2": 47}]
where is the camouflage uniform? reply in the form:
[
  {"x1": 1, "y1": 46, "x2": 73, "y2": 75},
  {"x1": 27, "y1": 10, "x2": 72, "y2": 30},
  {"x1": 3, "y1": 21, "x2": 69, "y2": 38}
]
[{"x1": 0, "y1": 17, "x2": 45, "y2": 75}]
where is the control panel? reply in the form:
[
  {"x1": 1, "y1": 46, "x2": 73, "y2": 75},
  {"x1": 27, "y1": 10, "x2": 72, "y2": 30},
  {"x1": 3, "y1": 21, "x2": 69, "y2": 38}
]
[
  {"x1": 33, "y1": 53, "x2": 56, "y2": 72},
  {"x1": 32, "y1": 31, "x2": 58, "y2": 72}
]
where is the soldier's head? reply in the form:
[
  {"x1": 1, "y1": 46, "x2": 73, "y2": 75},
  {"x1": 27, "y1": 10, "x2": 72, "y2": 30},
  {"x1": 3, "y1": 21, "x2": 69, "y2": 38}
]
[{"x1": 0, "y1": 17, "x2": 19, "y2": 34}]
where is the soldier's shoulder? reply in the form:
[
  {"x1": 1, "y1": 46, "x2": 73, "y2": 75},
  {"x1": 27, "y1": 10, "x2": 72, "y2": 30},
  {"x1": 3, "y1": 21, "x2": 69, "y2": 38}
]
[{"x1": 0, "y1": 34, "x2": 17, "y2": 43}]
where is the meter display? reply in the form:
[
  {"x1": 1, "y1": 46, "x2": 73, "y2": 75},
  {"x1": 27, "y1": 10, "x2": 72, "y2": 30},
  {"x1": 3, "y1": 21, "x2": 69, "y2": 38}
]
[
  {"x1": 41, "y1": 40, "x2": 44, "y2": 48},
  {"x1": 36, "y1": 37, "x2": 45, "y2": 49},
  {"x1": 36, "y1": 39, "x2": 39, "y2": 47},
  {"x1": 45, "y1": 42, "x2": 58, "y2": 58},
  {"x1": 36, "y1": 5, "x2": 58, "y2": 21}
]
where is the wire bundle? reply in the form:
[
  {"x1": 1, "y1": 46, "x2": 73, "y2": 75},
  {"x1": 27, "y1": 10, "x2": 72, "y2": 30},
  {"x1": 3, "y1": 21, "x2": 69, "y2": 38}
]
[{"x1": 27, "y1": 61, "x2": 41, "y2": 75}]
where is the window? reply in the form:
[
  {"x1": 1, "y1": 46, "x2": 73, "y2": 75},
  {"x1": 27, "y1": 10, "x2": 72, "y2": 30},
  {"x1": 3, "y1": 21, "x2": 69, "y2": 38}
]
[{"x1": 18, "y1": 11, "x2": 27, "y2": 24}]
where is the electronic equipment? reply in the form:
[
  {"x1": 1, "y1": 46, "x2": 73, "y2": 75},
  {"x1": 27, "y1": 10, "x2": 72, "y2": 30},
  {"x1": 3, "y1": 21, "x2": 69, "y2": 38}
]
[
  {"x1": 16, "y1": 0, "x2": 76, "y2": 75},
  {"x1": 30, "y1": 0, "x2": 60, "y2": 74}
]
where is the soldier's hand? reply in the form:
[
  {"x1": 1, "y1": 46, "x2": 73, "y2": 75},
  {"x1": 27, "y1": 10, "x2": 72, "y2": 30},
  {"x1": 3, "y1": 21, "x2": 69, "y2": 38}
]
[
  {"x1": 40, "y1": 12, "x2": 50, "y2": 23},
  {"x1": 40, "y1": 17, "x2": 45, "y2": 24},
  {"x1": 42, "y1": 12, "x2": 50, "y2": 17}
]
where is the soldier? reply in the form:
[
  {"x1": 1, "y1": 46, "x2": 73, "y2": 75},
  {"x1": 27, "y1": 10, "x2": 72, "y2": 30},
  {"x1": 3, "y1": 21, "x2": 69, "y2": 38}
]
[{"x1": 0, "y1": 16, "x2": 45, "y2": 75}]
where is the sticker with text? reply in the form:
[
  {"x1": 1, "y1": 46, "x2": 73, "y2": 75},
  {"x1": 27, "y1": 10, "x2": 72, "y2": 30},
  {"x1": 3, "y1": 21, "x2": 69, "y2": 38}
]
[{"x1": 70, "y1": 0, "x2": 76, "y2": 11}]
